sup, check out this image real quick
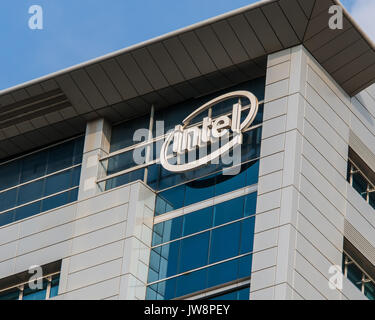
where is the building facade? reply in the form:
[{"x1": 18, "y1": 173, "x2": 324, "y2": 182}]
[{"x1": 0, "y1": 0, "x2": 375, "y2": 300}]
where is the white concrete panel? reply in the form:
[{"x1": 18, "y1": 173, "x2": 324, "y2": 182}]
[
  {"x1": 266, "y1": 60, "x2": 290, "y2": 85},
  {"x1": 67, "y1": 258, "x2": 122, "y2": 291},
  {"x1": 265, "y1": 79, "x2": 289, "y2": 103},
  {"x1": 263, "y1": 97, "x2": 288, "y2": 121}
]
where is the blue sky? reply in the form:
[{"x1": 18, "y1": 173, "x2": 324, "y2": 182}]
[{"x1": 0, "y1": 0, "x2": 360, "y2": 91}]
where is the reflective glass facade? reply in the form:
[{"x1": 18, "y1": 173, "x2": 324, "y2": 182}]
[
  {"x1": 105, "y1": 77, "x2": 265, "y2": 300},
  {"x1": 0, "y1": 137, "x2": 84, "y2": 227}
]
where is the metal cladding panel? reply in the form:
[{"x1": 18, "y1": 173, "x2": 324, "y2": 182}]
[
  {"x1": 85, "y1": 64, "x2": 122, "y2": 105},
  {"x1": 163, "y1": 37, "x2": 201, "y2": 79},
  {"x1": 304, "y1": 17, "x2": 352, "y2": 51},
  {"x1": 297, "y1": 0, "x2": 315, "y2": 18},
  {"x1": 55, "y1": 74, "x2": 93, "y2": 114},
  {"x1": 179, "y1": 31, "x2": 217, "y2": 75},
  {"x1": 211, "y1": 20, "x2": 249, "y2": 64},
  {"x1": 313, "y1": 27, "x2": 360, "y2": 63},
  {"x1": 279, "y1": 0, "x2": 308, "y2": 40},
  {"x1": 342, "y1": 64, "x2": 375, "y2": 96},
  {"x1": 100, "y1": 59, "x2": 138, "y2": 101},
  {"x1": 70, "y1": 69, "x2": 107, "y2": 110},
  {"x1": 131, "y1": 47, "x2": 169, "y2": 90},
  {"x1": 227, "y1": 14, "x2": 266, "y2": 59},
  {"x1": 147, "y1": 43, "x2": 185, "y2": 85},
  {"x1": 333, "y1": 50, "x2": 375, "y2": 85},
  {"x1": 245, "y1": 8, "x2": 283, "y2": 53},
  {"x1": 25, "y1": 84, "x2": 44, "y2": 96},
  {"x1": 261, "y1": 2, "x2": 300, "y2": 47},
  {"x1": 116, "y1": 53, "x2": 153, "y2": 95},
  {"x1": 195, "y1": 26, "x2": 233, "y2": 70}
]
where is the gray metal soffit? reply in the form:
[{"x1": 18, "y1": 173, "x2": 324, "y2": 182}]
[{"x1": 0, "y1": 0, "x2": 374, "y2": 160}]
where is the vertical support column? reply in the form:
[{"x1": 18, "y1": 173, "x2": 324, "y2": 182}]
[
  {"x1": 250, "y1": 46, "x2": 306, "y2": 300},
  {"x1": 78, "y1": 118, "x2": 111, "y2": 200}
]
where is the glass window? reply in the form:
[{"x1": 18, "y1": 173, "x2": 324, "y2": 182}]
[
  {"x1": 364, "y1": 281, "x2": 375, "y2": 300},
  {"x1": 49, "y1": 276, "x2": 60, "y2": 298},
  {"x1": 352, "y1": 172, "x2": 368, "y2": 200},
  {"x1": 105, "y1": 168, "x2": 145, "y2": 190},
  {"x1": 0, "y1": 288, "x2": 19, "y2": 300},
  {"x1": 369, "y1": 191, "x2": 375, "y2": 209},
  {"x1": 210, "y1": 286, "x2": 250, "y2": 300},
  {"x1": 0, "y1": 160, "x2": 20, "y2": 191},
  {"x1": 240, "y1": 217, "x2": 256, "y2": 254},
  {"x1": 14, "y1": 201, "x2": 41, "y2": 222},
  {"x1": 213, "y1": 197, "x2": 244, "y2": 227},
  {"x1": 20, "y1": 150, "x2": 47, "y2": 183},
  {"x1": 184, "y1": 177, "x2": 215, "y2": 206},
  {"x1": 17, "y1": 179, "x2": 44, "y2": 206},
  {"x1": 155, "y1": 185, "x2": 185, "y2": 216},
  {"x1": 42, "y1": 191, "x2": 70, "y2": 212},
  {"x1": 22, "y1": 280, "x2": 48, "y2": 300},
  {"x1": 214, "y1": 168, "x2": 246, "y2": 197},
  {"x1": 179, "y1": 232, "x2": 209, "y2": 273},
  {"x1": 73, "y1": 137, "x2": 84, "y2": 165},
  {"x1": 44, "y1": 169, "x2": 71, "y2": 197},
  {"x1": 110, "y1": 114, "x2": 151, "y2": 152},
  {"x1": 245, "y1": 160, "x2": 260, "y2": 186},
  {"x1": 244, "y1": 192, "x2": 257, "y2": 216},
  {"x1": 346, "y1": 263, "x2": 363, "y2": 290},
  {"x1": 209, "y1": 222, "x2": 241, "y2": 264},
  {"x1": 0, "y1": 210, "x2": 15, "y2": 226},
  {"x1": 0, "y1": 188, "x2": 17, "y2": 212},
  {"x1": 207, "y1": 258, "x2": 239, "y2": 289},
  {"x1": 238, "y1": 254, "x2": 252, "y2": 279},
  {"x1": 175, "y1": 268, "x2": 207, "y2": 298},
  {"x1": 47, "y1": 140, "x2": 75, "y2": 174},
  {"x1": 182, "y1": 207, "x2": 213, "y2": 237}
]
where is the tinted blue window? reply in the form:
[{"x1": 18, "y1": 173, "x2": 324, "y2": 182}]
[
  {"x1": 20, "y1": 150, "x2": 47, "y2": 183},
  {"x1": 215, "y1": 168, "x2": 246, "y2": 197},
  {"x1": 15, "y1": 201, "x2": 41, "y2": 221},
  {"x1": 155, "y1": 185, "x2": 185, "y2": 216},
  {"x1": 238, "y1": 254, "x2": 252, "y2": 279},
  {"x1": 110, "y1": 115, "x2": 150, "y2": 152},
  {"x1": 240, "y1": 217, "x2": 256, "y2": 254},
  {"x1": 0, "y1": 210, "x2": 15, "y2": 226},
  {"x1": 213, "y1": 197, "x2": 244, "y2": 227},
  {"x1": 162, "y1": 217, "x2": 183, "y2": 244},
  {"x1": 17, "y1": 179, "x2": 44, "y2": 205},
  {"x1": 244, "y1": 192, "x2": 257, "y2": 216},
  {"x1": 238, "y1": 286, "x2": 250, "y2": 300},
  {"x1": 0, "y1": 288, "x2": 19, "y2": 300},
  {"x1": 156, "y1": 277, "x2": 177, "y2": 300},
  {"x1": 73, "y1": 137, "x2": 84, "y2": 165},
  {"x1": 42, "y1": 191, "x2": 70, "y2": 212},
  {"x1": 245, "y1": 160, "x2": 259, "y2": 186},
  {"x1": 207, "y1": 258, "x2": 239, "y2": 288},
  {"x1": 47, "y1": 141, "x2": 75, "y2": 174},
  {"x1": 71, "y1": 166, "x2": 81, "y2": 187},
  {"x1": 44, "y1": 169, "x2": 71, "y2": 197},
  {"x1": 184, "y1": 178, "x2": 215, "y2": 206},
  {"x1": 0, "y1": 188, "x2": 17, "y2": 212},
  {"x1": 182, "y1": 207, "x2": 213, "y2": 237},
  {"x1": 107, "y1": 150, "x2": 137, "y2": 176},
  {"x1": 69, "y1": 188, "x2": 79, "y2": 202},
  {"x1": 175, "y1": 268, "x2": 207, "y2": 298},
  {"x1": 0, "y1": 161, "x2": 20, "y2": 191},
  {"x1": 211, "y1": 290, "x2": 237, "y2": 300},
  {"x1": 160, "y1": 241, "x2": 180, "y2": 279},
  {"x1": 209, "y1": 222, "x2": 241, "y2": 264},
  {"x1": 22, "y1": 281, "x2": 47, "y2": 300},
  {"x1": 179, "y1": 232, "x2": 209, "y2": 273},
  {"x1": 105, "y1": 168, "x2": 144, "y2": 190},
  {"x1": 49, "y1": 276, "x2": 60, "y2": 298}
]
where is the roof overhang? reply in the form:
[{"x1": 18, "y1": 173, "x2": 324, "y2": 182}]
[{"x1": 0, "y1": 0, "x2": 374, "y2": 160}]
